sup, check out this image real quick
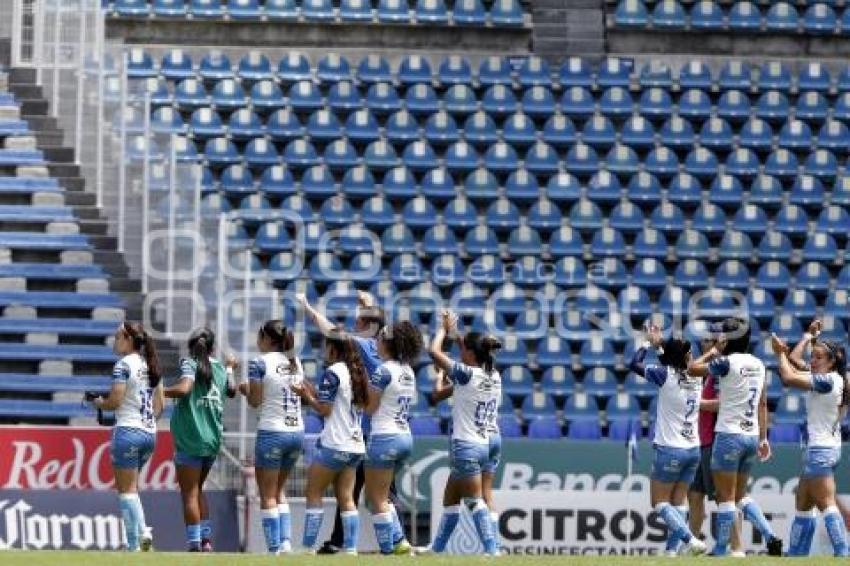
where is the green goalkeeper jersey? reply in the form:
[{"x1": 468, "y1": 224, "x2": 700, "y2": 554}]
[{"x1": 170, "y1": 357, "x2": 228, "y2": 457}]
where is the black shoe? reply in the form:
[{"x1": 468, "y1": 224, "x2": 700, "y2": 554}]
[
  {"x1": 767, "y1": 536, "x2": 783, "y2": 556},
  {"x1": 317, "y1": 542, "x2": 340, "y2": 555}
]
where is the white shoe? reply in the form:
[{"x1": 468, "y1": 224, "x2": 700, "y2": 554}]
[
  {"x1": 731, "y1": 551, "x2": 746, "y2": 558},
  {"x1": 303, "y1": 549, "x2": 317, "y2": 555},
  {"x1": 682, "y1": 538, "x2": 707, "y2": 556},
  {"x1": 343, "y1": 549, "x2": 358, "y2": 556},
  {"x1": 414, "y1": 545, "x2": 435, "y2": 555},
  {"x1": 140, "y1": 527, "x2": 153, "y2": 552},
  {"x1": 665, "y1": 549, "x2": 679, "y2": 557},
  {"x1": 279, "y1": 540, "x2": 292, "y2": 554}
]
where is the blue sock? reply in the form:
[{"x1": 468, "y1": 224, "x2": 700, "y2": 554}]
[
  {"x1": 200, "y1": 519, "x2": 212, "y2": 541},
  {"x1": 261, "y1": 508, "x2": 280, "y2": 553},
  {"x1": 665, "y1": 505, "x2": 689, "y2": 551},
  {"x1": 119, "y1": 494, "x2": 140, "y2": 550},
  {"x1": 373, "y1": 512, "x2": 394, "y2": 554},
  {"x1": 470, "y1": 499, "x2": 497, "y2": 555},
  {"x1": 302, "y1": 508, "x2": 323, "y2": 550},
  {"x1": 800, "y1": 514, "x2": 817, "y2": 556},
  {"x1": 186, "y1": 523, "x2": 201, "y2": 551},
  {"x1": 788, "y1": 511, "x2": 817, "y2": 556},
  {"x1": 431, "y1": 505, "x2": 460, "y2": 552},
  {"x1": 739, "y1": 496, "x2": 776, "y2": 541},
  {"x1": 490, "y1": 511, "x2": 501, "y2": 553},
  {"x1": 824, "y1": 506, "x2": 848, "y2": 557},
  {"x1": 713, "y1": 502, "x2": 737, "y2": 556},
  {"x1": 389, "y1": 503, "x2": 404, "y2": 545},
  {"x1": 656, "y1": 502, "x2": 692, "y2": 545},
  {"x1": 278, "y1": 503, "x2": 291, "y2": 545},
  {"x1": 341, "y1": 510, "x2": 359, "y2": 552}
]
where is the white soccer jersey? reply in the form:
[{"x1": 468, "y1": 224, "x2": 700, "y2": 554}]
[
  {"x1": 448, "y1": 361, "x2": 500, "y2": 444},
  {"x1": 806, "y1": 371, "x2": 844, "y2": 448},
  {"x1": 486, "y1": 370, "x2": 502, "y2": 436},
  {"x1": 645, "y1": 365, "x2": 701, "y2": 449},
  {"x1": 248, "y1": 352, "x2": 304, "y2": 433},
  {"x1": 317, "y1": 361, "x2": 365, "y2": 454},
  {"x1": 113, "y1": 353, "x2": 157, "y2": 434},
  {"x1": 369, "y1": 360, "x2": 416, "y2": 436},
  {"x1": 712, "y1": 353, "x2": 766, "y2": 436}
]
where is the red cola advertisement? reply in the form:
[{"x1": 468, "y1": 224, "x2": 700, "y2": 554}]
[{"x1": 0, "y1": 426, "x2": 177, "y2": 490}]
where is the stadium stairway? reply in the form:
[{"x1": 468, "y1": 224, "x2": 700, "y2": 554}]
[
  {"x1": 532, "y1": 0, "x2": 606, "y2": 61},
  {"x1": 0, "y1": 60, "x2": 181, "y2": 424}
]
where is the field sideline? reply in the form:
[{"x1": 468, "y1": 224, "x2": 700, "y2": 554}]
[{"x1": 0, "y1": 553, "x2": 835, "y2": 566}]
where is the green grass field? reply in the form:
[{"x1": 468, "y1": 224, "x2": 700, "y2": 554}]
[{"x1": 0, "y1": 553, "x2": 836, "y2": 566}]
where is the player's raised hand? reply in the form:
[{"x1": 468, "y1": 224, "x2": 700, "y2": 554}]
[
  {"x1": 770, "y1": 333, "x2": 789, "y2": 356},
  {"x1": 807, "y1": 319, "x2": 822, "y2": 337}
]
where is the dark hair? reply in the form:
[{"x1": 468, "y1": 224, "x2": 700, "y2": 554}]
[
  {"x1": 259, "y1": 319, "x2": 296, "y2": 368},
  {"x1": 122, "y1": 321, "x2": 162, "y2": 388},
  {"x1": 188, "y1": 327, "x2": 215, "y2": 387},
  {"x1": 720, "y1": 317, "x2": 751, "y2": 355},
  {"x1": 356, "y1": 305, "x2": 386, "y2": 336},
  {"x1": 379, "y1": 321, "x2": 423, "y2": 366},
  {"x1": 816, "y1": 340, "x2": 849, "y2": 407},
  {"x1": 658, "y1": 336, "x2": 692, "y2": 372},
  {"x1": 463, "y1": 332, "x2": 502, "y2": 374},
  {"x1": 325, "y1": 328, "x2": 368, "y2": 407}
]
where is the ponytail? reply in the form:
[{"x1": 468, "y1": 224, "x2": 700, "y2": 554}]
[
  {"x1": 325, "y1": 329, "x2": 368, "y2": 407},
  {"x1": 122, "y1": 321, "x2": 162, "y2": 387},
  {"x1": 188, "y1": 327, "x2": 215, "y2": 387},
  {"x1": 259, "y1": 319, "x2": 297, "y2": 370},
  {"x1": 464, "y1": 332, "x2": 502, "y2": 374}
]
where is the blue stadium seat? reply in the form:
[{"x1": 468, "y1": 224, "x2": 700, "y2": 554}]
[
  {"x1": 597, "y1": 57, "x2": 632, "y2": 88},
  {"x1": 804, "y1": 3, "x2": 837, "y2": 34},
  {"x1": 286, "y1": 81, "x2": 321, "y2": 112},
  {"x1": 549, "y1": 227, "x2": 585, "y2": 258},
  {"x1": 579, "y1": 337, "x2": 617, "y2": 369},
  {"x1": 524, "y1": 141, "x2": 559, "y2": 175},
  {"x1": 773, "y1": 204, "x2": 809, "y2": 238},
  {"x1": 174, "y1": 78, "x2": 209, "y2": 109},
  {"x1": 420, "y1": 168, "x2": 456, "y2": 202},
  {"x1": 698, "y1": 117, "x2": 733, "y2": 152},
  {"x1": 719, "y1": 59, "x2": 753, "y2": 89},
  {"x1": 508, "y1": 226, "x2": 544, "y2": 256},
  {"x1": 522, "y1": 86, "x2": 556, "y2": 118},
  {"x1": 649, "y1": 202, "x2": 686, "y2": 234},
  {"x1": 565, "y1": 143, "x2": 600, "y2": 176},
  {"x1": 344, "y1": 109, "x2": 380, "y2": 144},
  {"x1": 244, "y1": 138, "x2": 279, "y2": 167},
  {"x1": 673, "y1": 259, "x2": 709, "y2": 290},
  {"x1": 364, "y1": 139, "x2": 399, "y2": 171},
  {"x1": 443, "y1": 140, "x2": 480, "y2": 173},
  {"x1": 356, "y1": 54, "x2": 392, "y2": 84},
  {"x1": 583, "y1": 367, "x2": 619, "y2": 398},
  {"x1": 127, "y1": 47, "x2": 156, "y2": 79},
  {"x1": 327, "y1": 81, "x2": 361, "y2": 114},
  {"x1": 716, "y1": 231, "x2": 753, "y2": 262},
  {"x1": 817, "y1": 120, "x2": 850, "y2": 152},
  {"x1": 551, "y1": 257, "x2": 586, "y2": 288},
  {"x1": 360, "y1": 195, "x2": 395, "y2": 229},
  {"x1": 319, "y1": 195, "x2": 355, "y2": 228},
  {"x1": 366, "y1": 82, "x2": 402, "y2": 115},
  {"x1": 633, "y1": 230, "x2": 668, "y2": 261},
  {"x1": 382, "y1": 223, "x2": 415, "y2": 254},
  {"x1": 684, "y1": 147, "x2": 719, "y2": 180},
  {"x1": 582, "y1": 115, "x2": 617, "y2": 149},
  {"x1": 590, "y1": 227, "x2": 627, "y2": 257},
  {"x1": 560, "y1": 86, "x2": 595, "y2": 120},
  {"x1": 652, "y1": 0, "x2": 686, "y2": 28},
  {"x1": 338, "y1": 224, "x2": 376, "y2": 254},
  {"x1": 389, "y1": 254, "x2": 425, "y2": 287},
  {"x1": 416, "y1": 0, "x2": 449, "y2": 23},
  {"x1": 679, "y1": 60, "x2": 713, "y2": 90},
  {"x1": 717, "y1": 90, "x2": 752, "y2": 123},
  {"x1": 324, "y1": 139, "x2": 359, "y2": 170},
  {"x1": 728, "y1": 1, "x2": 761, "y2": 30},
  {"x1": 189, "y1": 107, "x2": 224, "y2": 139},
  {"x1": 339, "y1": 0, "x2": 372, "y2": 21},
  {"x1": 443, "y1": 197, "x2": 478, "y2": 230},
  {"x1": 795, "y1": 91, "x2": 828, "y2": 123},
  {"x1": 640, "y1": 62, "x2": 673, "y2": 88},
  {"x1": 160, "y1": 49, "x2": 194, "y2": 81},
  {"x1": 464, "y1": 167, "x2": 498, "y2": 200},
  {"x1": 645, "y1": 146, "x2": 680, "y2": 179},
  {"x1": 754, "y1": 261, "x2": 792, "y2": 294},
  {"x1": 691, "y1": 0, "x2": 723, "y2": 29},
  {"x1": 421, "y1": 225, "x2": 458, "y2": 256},
  {"x1": 615, "y1": 0, "x2": 648, "y2": 26},
  {"x1": 377, "y1": 0, "x2": 410, "y2": 22},
  {"x1": 316, "y1": 53, "x2": 352, "y2": 83},
  {"x1": 380, "y1": 166, "x2": 416, "y2": 200},
  {"x1": 235, "y1": 52, "x2": 273, "y2": 84},
  {"x1": 478, "y1": 56, "x2": 513, "y2": 86},
  {"x1": 620, "y1": 116, "x2": 655, "y2": 150},
  {"x1": 384, "y1": 108, "x2": 419, "y2": 143},
  {"x1": 675, "y1": 229, "x2": 710, "y2": 259},
  {"x1": 453, "y1": 0, "x2": 487, "y2": 25},
  {"x1": 606, "y1": 393, "x2": 641, "y2": 422},
  {"x1": 282, "y1": 139, "x2": 319, "y2": 169},
  {"x1": 489, "y1": 0, "x2": 524, "y2": 26},
  {"x1": 423, "y1": 111, "x2": 459, "y2": 146},
  {"x1": 587, "y1": 170, "x2": 623, "y2": 203},
  {"x1": 764, "y1": 2, "x2": 799, "y2": 31},
  {"x1": 438, "y1": 55, "x2": 473, "y2": 86},
  {"x1": 796, "y1": 262, "x2": 831, "y2": 295},
  {"x1": 503, "y1": 112, "x2": 536, "y2": 147},
  {"x1": 403, "y1": 140, "x2": 439, "y2": 172},
  {"x1": 546, "y1": 172, "x2": 581, "y2": 205},
  {"x1": 674, "y1": 89, "x2": 709, "y2": 122},
  {"x1": 536, "y1": 334, "x2": 572, "y2": 368},
  {"x1": 540, "y1": 367, "x2": 576, "y2": 398},
  {"x1": 755, "y1": 231, "x2": 792, "y2": 262},
  {"x1": 190, "y1": 0, "x2": 226, "y2": 17},
  {"x1": 599, "y1": 87, "x2": 634, "y2": 118},
  {"x1": 560, "y1": 57, "x2": 593, "y2": 88},
  {"x1": 569, "y1": 199, "x2": 604, "y2": 233},
  {"x1": 464, "y1": 111, "x2": 499, "y2": 148},
  {"x1": 152, "y1": 0, "x2": 187, "y2": 17},
  {"x1": 691, "y1": 204, "x2": 727, "y2": 241},
  {"x1": 444, "y1": 84, "x2": 477, "y2": 116},
  {"x1": 401, "y1": 196, "x2": 437, "y2": 230},
  {"x1": 659, "y1": 116, "x2": 694, "y2": 150},
  {"x1": 806, "y1": 149, "x2": 839, "y2": 181},
  {"x1": 817, "y1": 205, "x2": 850, "y2": 238},
  {"x1": 464, "y1": 226, "x2": 500, "y2": 255},
  {"x1": 518, "y1": 56, "x2": 551, "y2": 87},
  {"x1": 529, "y1": 416, "x2": 564, "y2": 439},
  {"x1": 503, "y1": 169, "x2": 539, "y2": 204},
  {"x1": 267, "y1": 109, "x2": 303, "y2": 141},
  {"x1": 609, "y1": 200, "x2": 645, "y2": 233}
]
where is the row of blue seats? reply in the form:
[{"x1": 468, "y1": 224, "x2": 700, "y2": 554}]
[
  {"x1": 124, "y1": 81, "x2": 850, "y2": 126},
  {"x1": 137, "y1": 105, "x2": 850, "y2": 148},
  {"x1": 127, "y1": 134, "x2": 850, "y2": 181},
  {"x1": 615, "y1": 0, "x2": 850, "y2": 34},
  {"x1": 111, "y1": 0, "x2": 526, "y2": 26},
  {"x1": 123, "y1": 50, "x2": 850, "y2": 93}
]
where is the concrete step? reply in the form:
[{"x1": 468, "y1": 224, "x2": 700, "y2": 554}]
[
  {"x1": 63, "y1": 192, "x2": 96, "y2": 206},
  {"x1": 34, "y1": 132, "x2": 65, "y2": 148},
  {"x1": 43, "y1": 147, "x2": 76, "y2": 164},
  {"x1": 9, "y1": 68, "x2": 37, "y2": 84},
  {"x1": 55, "y1": 177, "x2": 86, "y2": 192},
  {"x1": 87, "y1": 234, "x2": 119, "y2": 251},
  {"x1": 20, "y1": 100, "x2": 49, "y2": 116},
  {"x1": 47, "y1": 164, "x2": 81, "y2": 178},
  {"x1": 8, "y1": 84, "x2": 44, "y2": 100},
  {"x1": 109, "y1": 278, "x2": 142, "y2": 293},
  {"x1": 77, "y1": 219, "x2": 109, "y2": 236},
  {"x1": 21, "y1": 116, "x2": 59, "y2": 131}
]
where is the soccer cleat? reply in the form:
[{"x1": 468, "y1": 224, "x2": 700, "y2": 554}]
[
  {"x1": 317, "y1": 542, "x2": 340, "y2": 554},
  {"x1": 414, "y1": 545, "x2": 435, "y2": 555},
  {"x1": 343, "y1": 549, "x2": 358, "y2": 556},
  {"x1": 767, "y1": 536, "x2": 783, "y2": 556},
  {"x1": 279, "y1": 540, "x2": 293, "y2": 554},
  {"x1": 682, "y1": 538, "x2": 708, "y2": 556},
  {"x1": 731, "y1": 551, "x2": 746, "y2": 558},
  {"x1": 666, "y1": 549, "x2": 680, "y2": 557},
  {"x1": 140, "y1": 527, "x2": 154, "y2": 552},
  {"x1": 392, "y1": 539, "x2": 413, "y2": 555},
  {"x1": 201, "y1": 538, "x2": 213, "y2": 552}
]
